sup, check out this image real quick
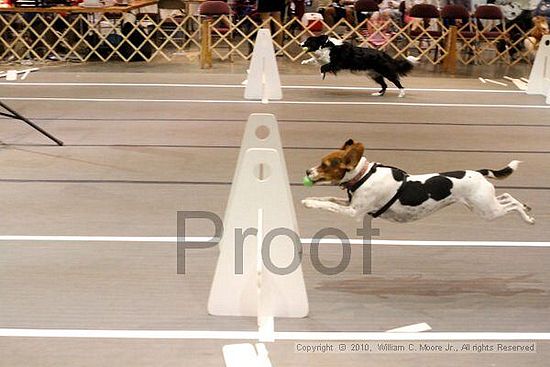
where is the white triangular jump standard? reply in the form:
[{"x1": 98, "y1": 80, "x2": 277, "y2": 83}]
[
  {"x1": 526, "y1": 35, "x2": 550, "y2": 104},
  {"x1": 244, "y1": 29, "x2": 283, "y2": 101},
  {"x1": 208, "y1": 114, "x2": 308, "y2": 321}
]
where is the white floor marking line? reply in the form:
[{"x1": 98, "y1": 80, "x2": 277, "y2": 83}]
[
  {"x1": 0, "y1": 329, "x2": 549, "y2": 340},
  {"x1": 1, "y1": 236, "x2": 549, "y2": 247},
  {"x1": 0, "y1": 82, "x2": 522, "y2": 94},
  {"x1": 0, "y1": 97, "x2": 255, "y2": 104},
  {"x1": 0, "y1": 82, "x2": 242, "y2": 89},
  {"x1": 285, "y1": 86, "x2": 517, "y2": 93},
  {"x1": 0, "y1": 329, "x2": 257, "y2": 339},
  {"x1": 271, "y1": 100, "x2": 549, "y2": 109},
  {"x1": 1, "y1": 97, "x2": 548, "y2": 109},
  {"x1": 0, "y1": 235, "x2": 179, "y2": 242}
]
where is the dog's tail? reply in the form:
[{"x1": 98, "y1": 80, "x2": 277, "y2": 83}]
[
  {"x1": 396, "y1": 56, "x2": 419, "y2": 76},
  {"x1": 477, "y1": 160, "x2": 522, "y2": 180}
]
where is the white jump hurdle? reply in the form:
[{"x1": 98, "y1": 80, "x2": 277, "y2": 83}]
[
  {"x1": 208, "y1": 113, "x2": 309, "y2": 366},
  {"x1": 526, "y1": 35, "x2": 550, "y2": 104},
  {"x1": 244, "y1": 29, "x2": 282, "y2": 102},
  {"x1": 207, "y1": 114, "x2": 309, "y2": 327}
]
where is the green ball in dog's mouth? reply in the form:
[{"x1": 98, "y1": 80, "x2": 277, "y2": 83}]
[{"x1": 303, "y1": 176, "x2": 314, "y2": 187}]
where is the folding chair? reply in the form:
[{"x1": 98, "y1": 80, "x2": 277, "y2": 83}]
[
  {"x1": 474, "y1": 4, "x2": 507, "y2": 63},
  {"x1": 199, "y1": 0, "x2": 233, "y2": 60},
  {"x1": 441, "y1": 4, "x2": 475, "y2": 63},
  {"x1": 408, "y1": 4, "x2": 443, "y2": 61}
]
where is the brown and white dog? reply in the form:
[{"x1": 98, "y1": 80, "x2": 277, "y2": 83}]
[
  {"x1": 302, "y1": 139, "x2": 534, "y2": 224},
  {"x1": 524, "y1": 16, "x2": 549, "y2": 58}
]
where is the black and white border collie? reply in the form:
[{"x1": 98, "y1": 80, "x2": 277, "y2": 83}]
[{"x1": 300, "y1": 35, "x2": 419, "y2": 98}]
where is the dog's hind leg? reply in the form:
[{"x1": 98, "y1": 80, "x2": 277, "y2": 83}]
[
  {"x1": 371, "y1": 75, "x2": 387, "y2": 96},
  {"x1": 502, "y1": 201, "x2": 535, "y2": 224},
  {"x1": 386, "y1": 74, "x2": 406, "y2": 98},
  {"x1": 497, "y1": 193, "x2": 532, "y2": 212},
  {"x1": 468, "y1": 197, "x2": 534, "y2": 224},
  {"x1": 320, "y1": 63, "x2": 338, "y2": 79},
  {"x1": 465, "y1": 184, "x2": 535, "y2": 224}
]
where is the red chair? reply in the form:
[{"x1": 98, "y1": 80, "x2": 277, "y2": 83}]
[
  {"x1": 441, "y1": 4, "x2": 475, "y2": 63},
  {"x1": 199, "y1": 1, "x2": 233, "y2": 60},
  {"x1": 153, "y1": 0, "x2": 187, "y2": 47},
  {"x1": 408, "y1": 4, "x2": 442, "y2": 60},
  {"x1": 354, "y1": 0, "x2": 380, "y2": 39},
  {"x1": 441, "y1": 4, "x2": 470, "y2": 24},
  {"x1": 409, "y1": 3, "x2": 440, "y2": 18},
  {"x1": 475, "y1": 4, "x2": 504, "y2": 19},
  {"x1": 409, "y1": 4, "x2": 441, "y2": 37},
  {"x1": 473, "y1": 5, "x2": 506, "y2": 62},
  {"x1": 199, "y1": 1, "x2": 232, "y2": 20},
  {"x1": 355, "y1": 0, "x2": 379, "y2": 24},
  {"x1": 355, "y1": 0, "x2": 379, "y2": 12},
  {"x1": 474, "y1": 4, "x2": 505, "y2": 38},
  {"x1": 199, "y1": 1, "x2": 233, "y2": 34},
  {"x1": 441, "y1": 4, "x2": 474, "y2": 37}
]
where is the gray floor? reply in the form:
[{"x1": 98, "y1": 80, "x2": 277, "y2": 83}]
[{"x1": 0, "y1": 69, "x2": 549, "y2": 366}]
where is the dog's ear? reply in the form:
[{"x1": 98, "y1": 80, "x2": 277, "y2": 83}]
[
  {"x1": 341, "y1": 139, "x2": 354, "y2": 150},
  {"x1": 342, "y1": 142, "x2": 364, "y2": 170},
  {"x1": 319, "y1": 34, "x2": 329, "y2": 43}
]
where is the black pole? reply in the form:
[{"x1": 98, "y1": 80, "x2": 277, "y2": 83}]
[{"x1": 0, "y1": 101, "x2": 63, "y2": 146}]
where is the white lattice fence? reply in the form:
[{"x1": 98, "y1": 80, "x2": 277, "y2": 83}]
[
  {"x1": 0, "y1": 13, "x2": 201, "y2": 62},
  {"x1": 0, "y1": 12, "x2": 541, "y2": 65},
  {"x1": 206, "y1": 16, "x2": 451, "y2": 65},
  {"x1": 204, "y1": 15, "x2": 542, "y2": 67}
]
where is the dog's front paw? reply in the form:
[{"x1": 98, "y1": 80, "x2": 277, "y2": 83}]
[
  {"x1": 301, "y1": 59, "x2": 309, "y2": 65},
  {"x1": 302, "y1": 198, "x2": 319, "y2": 209}
]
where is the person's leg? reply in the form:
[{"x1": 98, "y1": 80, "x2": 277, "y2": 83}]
[
  {"x1": 271, "y1": 11, "x2": 284, "y2": 51},
  {"x1": 280, "y1": 1, "x2": 287, "y2": 23},
  {"x1": 333, "y1": 6, "x2": 346, "y2": 24},
  {"x1": 344, "y1": 7, "x2": 355, "y2": 25},
  {"x1": 260, "y1": 12, "x2": 271, "y2": 29},
  {"x1": 260, "y1": 11, "x2": 284, "y2": 51},
  {"x1": 323, "y1": 7, "x2": 336, "y2": 26}
]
